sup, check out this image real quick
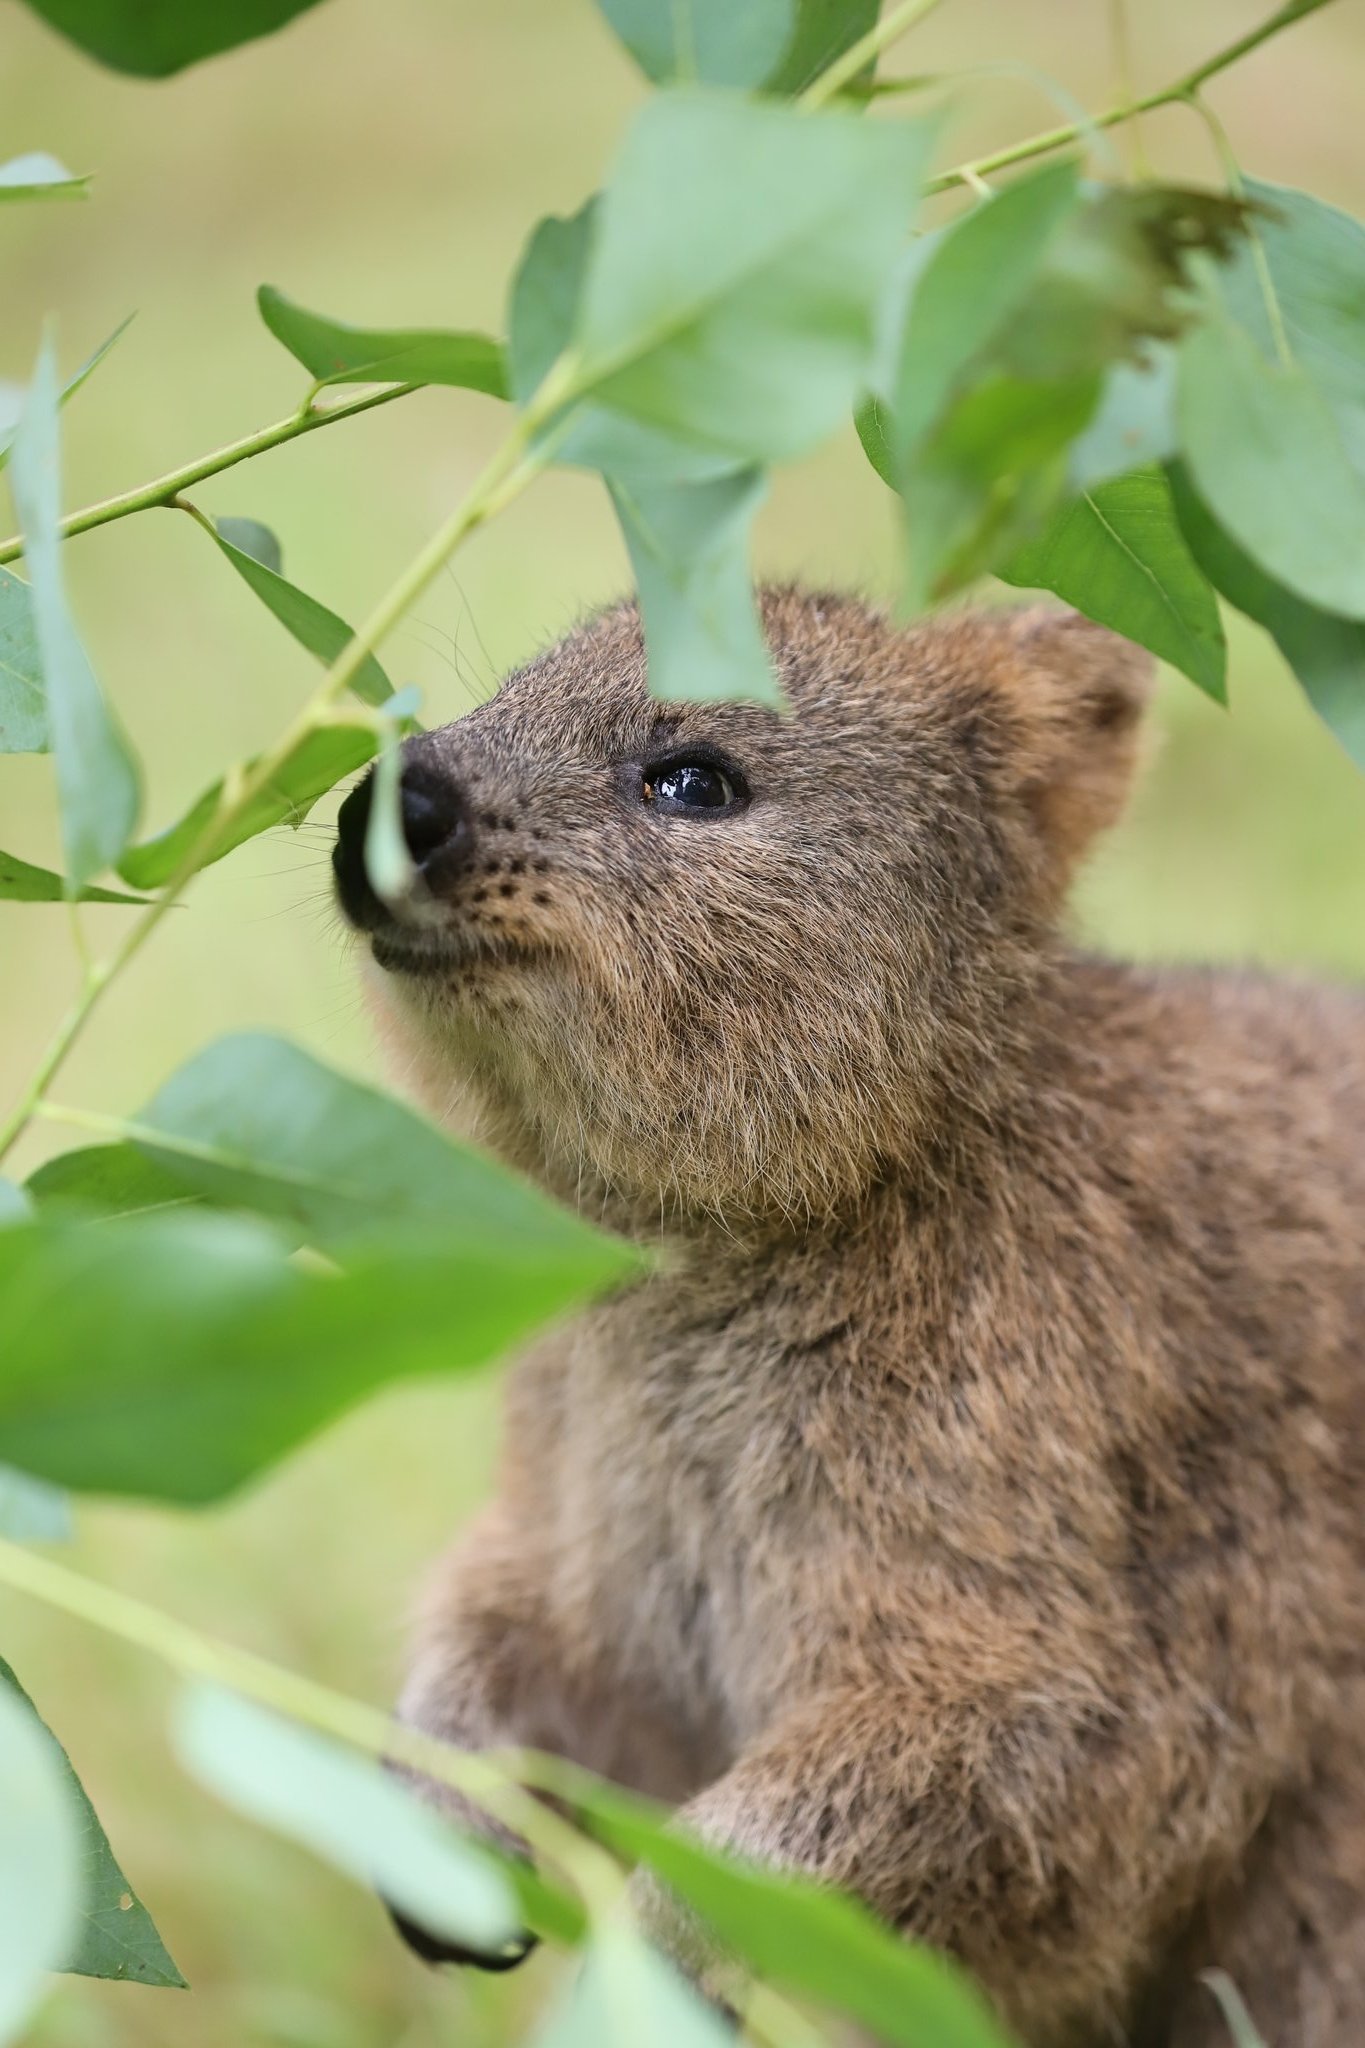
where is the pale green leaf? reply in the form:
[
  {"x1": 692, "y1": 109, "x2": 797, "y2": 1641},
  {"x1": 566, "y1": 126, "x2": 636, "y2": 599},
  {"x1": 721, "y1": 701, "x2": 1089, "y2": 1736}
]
[
  {"x1": 594, "y1": 0, "x2": 880, "y2": 96},
  {"x1": 175, "y1": 1688, "x2": 519, "y2": 1958},
  {"x1": 0, "y1": 1466, "x2": 70, "y2": 1540},
  {"x1": 1068, "y1": 345, "x2": 1176, "y2": 489},
  {"x1": 597, "y1": 0, "x2": 793, "y2": 88},
  {"x1": 362, "y1": 686, "x2": 421, "y2": 904},
  {"x1": 0, "y1": 1678, "x2": 81, "y2": 2038},
  {"x1": 0, "y1": 1182, "x2": 31, "y2": 1227},
  {"x1": 26, "y1": 1144, "x2": 201, "y2": 1221},
  {"x1": 998, "y1": 467, "x2": 1225, "y2": 699},
  {"x1": 0, "y1": 152, "x2": 88, "y2": 201},
  {"x1": 1177, "y1": 182, "x2": 1365, "y2": 620},
  {"x1": 0, "y1": 1660, "x2": 184, "y2": 1989},
  {"x1": 573, "y1": 95, "x2": 937, "y2": 463},
  {"x1": 535, "y1": 1930, "x2": 731, "y2": 2048},
  {"x1": 0, "y1": 567, "x2": 46, "y2": 752},
  {"x1": 0, "y1": 848, "x2": 147, "y2": 904},
  {"x1": 1169, "y1": 460, "x2": 1365, "y2": 766},
  {"x1": 508, "y1": 204, "x2": 738, "y2": 482},
  {"x1": 610, "y1": 470, "x2": 778, "y2": 703},
  {"x1": 1229, "y1": 182, "x2": 1365, "y2": 470},
  {"x1": 115, "y1": 721, "x2": 376, "y2": 890},
  {"x1": 1200, "y1": 1971, "x2": 1269, "y2": 2048},
  {"x1": 1178, "y1": 309, "x2": 1365, "y2": 621},
  {"x1": 214, "y1": 516, "x2": 281, "y2": 575},
  {"x1": 20, "y1": 0, "x2": 329, "y2": 78},
  {"x1": 9, "y1": 335, "x2": 142, "y2": 887},
  {"x1": 257, "y1": 286, "x2": 507, "y2": 396}
]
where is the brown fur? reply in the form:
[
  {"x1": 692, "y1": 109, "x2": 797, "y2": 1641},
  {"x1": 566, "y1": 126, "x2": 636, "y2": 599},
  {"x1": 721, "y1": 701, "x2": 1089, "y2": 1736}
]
[{"x1": 355, "y1": 591, "x2": 1365, "y2": 2046}]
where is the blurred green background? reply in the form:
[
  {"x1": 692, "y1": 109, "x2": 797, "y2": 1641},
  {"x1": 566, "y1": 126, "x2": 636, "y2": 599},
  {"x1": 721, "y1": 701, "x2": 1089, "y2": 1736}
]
[{"x1": 2, "y1": 1, "x2": 1364, "y2": 2042}]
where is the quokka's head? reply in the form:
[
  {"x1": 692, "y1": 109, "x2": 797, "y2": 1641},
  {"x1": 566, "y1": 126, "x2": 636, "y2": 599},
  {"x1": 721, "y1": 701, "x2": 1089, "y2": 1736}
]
[{"x1": 334, "y1": 589, "x2": 1153, "y2": 1238}]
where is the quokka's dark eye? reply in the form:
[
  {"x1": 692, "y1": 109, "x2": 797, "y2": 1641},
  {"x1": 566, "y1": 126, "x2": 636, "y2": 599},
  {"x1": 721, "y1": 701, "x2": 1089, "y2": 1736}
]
[{"x1": 642, "y1": 757, "x2": 743, "y2": 812}]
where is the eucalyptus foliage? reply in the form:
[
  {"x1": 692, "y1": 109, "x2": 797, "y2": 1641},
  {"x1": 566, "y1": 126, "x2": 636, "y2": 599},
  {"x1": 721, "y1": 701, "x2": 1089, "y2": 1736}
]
[{"x1": 0, "y1": 0, "x2": 1357, "y2": 2041}]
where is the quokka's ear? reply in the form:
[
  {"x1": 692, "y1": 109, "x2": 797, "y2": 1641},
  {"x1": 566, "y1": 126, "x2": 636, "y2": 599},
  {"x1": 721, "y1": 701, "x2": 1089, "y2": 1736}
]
[{"x1": 987, "y1": 606, "x2": 1156, "y2": 884}]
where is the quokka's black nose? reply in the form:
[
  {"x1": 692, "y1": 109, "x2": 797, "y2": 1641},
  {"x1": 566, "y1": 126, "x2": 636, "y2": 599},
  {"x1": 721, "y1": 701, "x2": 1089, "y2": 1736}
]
[{"x1": 332, "y1": 756, "x2": 477, "y2": 929}]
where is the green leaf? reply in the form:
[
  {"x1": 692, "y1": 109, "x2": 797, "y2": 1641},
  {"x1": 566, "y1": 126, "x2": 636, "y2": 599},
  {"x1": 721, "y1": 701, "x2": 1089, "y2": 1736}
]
[
  {"x1": 362, "y1": 686, "x2": 421, "y2": 904},
  {"x1": 903, "y1": 369, "x2": 1100, "y2": 608},
  {"x1": 174, "y1": 1687, "x2": 519, "y2": 1958},
  {"x1": 565, "y1": 1776, "x2": 1011, "y2": 2048},
  {"x1": 0, "y1": 1660, "x2": 183, "y2": 1989},
  {"x1": 610, "y1": 471, "x2": 778, "y2": 703},
  {"x1": 128, "y1": 1032, "x2": 628, "y2": 1257},
  {"x1": 214, "y1": 516, "x2": 281, "y2": 575},
  {"x1": 597, "y1": 0, "x2": 794, "y2": 88},
  {"x1": 573, "y1": 95, "x2": 937, "y2": 463},
  {"x1": 0, "y1": 1466, "x2": 70, "y2": 1540},
  {"x1": 1178, "y1": 309, "x2": 1365, "y2": 622},
  {"x1": 1225, "y1": 182, "x2": 1365, "y2": 466},
  {"x1": 0, "y1": 152, "x2": 88, "y2": 202},
  {"x1": 200, "y1": 514, "x2": 393, "y2": 707},
  {"x1": 854, "y1": 392, "x2": 893, "y2": 486},
  {"x1": 0, "y1": 1676, "x2": 81, "y2": 2039},
  {"x1": 115, "y1": 721, "x2": 376, "y2": 891},
  {"x1": 1177, "y1": 181, "x2": 1365, "y2": 620},
  {"x1": 0, "y1": 848, "x2": 148, "y2": 905},
  {"x1": 767, "y1": 0, "x2": 881, "y2": 95},
  {"x1": 257, "y1": 287, "x2": 507, "y2": 397},
  {"x1": 0, "y1": 567, "x2": 46, "y2": 752},
  {"x1": 26, "y1": 1145, "x2": 201, "y2": 1221},
  {"x1": 19, "y1": 0, "x2": 329, "y2": 77},
  {"x1": 508, "y1": 204, "x2": 738, "y2": 483},
  {"x1": 0, "y1": 1201, "x2": 633, "y2": 1501},
  {"x1": 888, "y1": 160, "x2": 1082, "y2": 458},
  {"x1": 1068, "y1": 346, "x2": 1176, "y2": 489},
  {"x1": 535, "y1": 1930, "x2": 731, "y2": 2047},
  {"x1": 595, "y1": 0, "x2": 880, "y2": 95},
  {"x1": 872, "y1": 176, "x2": 1249, "y2": 607},
  {"x1": 9, "y1": 337, "x2": 142, "y2": 887},
  {"x1": 998, "y1": 467, "x2": 1226, "y2": 700},
  {"x1": 998, "y1": 185, "x2": 1251, "y2": 383},
  {"x1": 1169, "y1": 460, "x2": 1365, "y2": 766},
  {"x1": 0, "y1": 319, "x2": 136, "y2": 476}
]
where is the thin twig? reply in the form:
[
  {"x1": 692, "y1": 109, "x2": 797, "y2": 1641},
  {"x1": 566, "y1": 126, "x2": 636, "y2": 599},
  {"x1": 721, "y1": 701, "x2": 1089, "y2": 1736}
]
[
  {"x1": 0, "y1": 382, "x2": 417, "y2": 567},
  {"x1": 928, "y1": 0, "x2": 1338, "y2": 192}
]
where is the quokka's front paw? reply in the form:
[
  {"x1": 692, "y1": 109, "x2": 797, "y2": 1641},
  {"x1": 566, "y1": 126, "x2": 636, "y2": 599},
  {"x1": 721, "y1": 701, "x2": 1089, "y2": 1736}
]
[{"x1": 383, "y1": 1758, "x2": 539, "y2": 1972}]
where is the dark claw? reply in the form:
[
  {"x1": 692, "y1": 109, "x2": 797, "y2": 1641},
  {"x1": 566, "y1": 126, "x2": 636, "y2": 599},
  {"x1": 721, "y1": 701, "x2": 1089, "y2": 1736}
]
[{"x1": 386, "y1": 1902, "x2": 538, "y2": 1973}]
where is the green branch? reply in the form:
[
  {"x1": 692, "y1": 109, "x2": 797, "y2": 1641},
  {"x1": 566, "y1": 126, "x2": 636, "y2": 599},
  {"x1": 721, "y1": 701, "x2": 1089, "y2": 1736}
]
[
  {"x1": 927, "y1": 0, "x2": 1338, "y2": 192},
  {"x1": 0, "y1": 381, "x2": 417, "y2": 567}
]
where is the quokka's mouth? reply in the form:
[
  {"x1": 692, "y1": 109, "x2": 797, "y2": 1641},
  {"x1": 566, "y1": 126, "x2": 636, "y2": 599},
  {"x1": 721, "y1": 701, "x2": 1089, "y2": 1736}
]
[{"x1": 368, "y1": 925, "x2": 533, "y2": 979}]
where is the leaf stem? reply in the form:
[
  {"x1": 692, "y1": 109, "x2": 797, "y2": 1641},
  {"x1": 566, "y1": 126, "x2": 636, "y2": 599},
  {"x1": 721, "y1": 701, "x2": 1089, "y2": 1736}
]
[
  {"x1": 0, "y1": 382, "x2": 418, "y2": 567},
  {"x1": 798, "y1": 0, "x2": 948, "y2": 110},
  {"x1": 928, "y1": 0, "x2": 1339, "y2": 192}
]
